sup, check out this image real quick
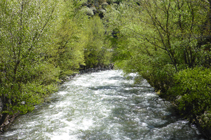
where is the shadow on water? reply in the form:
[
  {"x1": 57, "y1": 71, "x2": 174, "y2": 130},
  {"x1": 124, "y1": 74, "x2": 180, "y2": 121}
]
[
  {"x1": 79, "y1": 130, "x2": 113, "y2": 140},
  {"x1": 108, "y1": 76, "x2": 127, "y2": 80},
  {"x1": 89, "y1": 86, "x2": 119, "y2": 90},
  {"x1": 89, "y1": 83, "x2": 154, "y2": 93},
  {"x1": 58, "y1": 84, "x2": 69, "y2": 92}
]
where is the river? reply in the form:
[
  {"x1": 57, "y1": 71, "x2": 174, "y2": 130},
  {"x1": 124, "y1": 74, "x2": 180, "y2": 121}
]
[{"x1": 0, "y1": 70, "x2": 205, "y2": 140}]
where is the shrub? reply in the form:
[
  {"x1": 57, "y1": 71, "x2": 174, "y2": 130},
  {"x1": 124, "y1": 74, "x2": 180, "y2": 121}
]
[{"x1": 169, "y1": 67, "x2": 211, "y2": 124}]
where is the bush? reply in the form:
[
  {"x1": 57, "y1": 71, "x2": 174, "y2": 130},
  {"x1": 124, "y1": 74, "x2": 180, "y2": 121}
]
[{"x1": 168, "y1": 67, "x2": 211, "y2": 124}]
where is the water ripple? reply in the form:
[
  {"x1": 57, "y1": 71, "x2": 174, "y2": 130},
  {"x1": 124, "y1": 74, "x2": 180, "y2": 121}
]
[{"x1": 1, "y1": 70, "x2": 205, "y2": 140}]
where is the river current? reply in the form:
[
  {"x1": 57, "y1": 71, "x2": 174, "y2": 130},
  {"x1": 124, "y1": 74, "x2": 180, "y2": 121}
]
[{"x1": 1, "y1": 70, "x2": 205, "y2": 140}]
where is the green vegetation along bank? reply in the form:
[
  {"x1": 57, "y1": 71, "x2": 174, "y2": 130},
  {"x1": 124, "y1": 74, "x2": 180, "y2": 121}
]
[
  {"x1": 1, "y1": 0, "x2": 211, "y2": 139},
  {"x1": 0, "y1": 0, "x2": 113, "y2": 132},
  {"x1": 105, "y1": 0, "x2": 211, "y2": 139}
]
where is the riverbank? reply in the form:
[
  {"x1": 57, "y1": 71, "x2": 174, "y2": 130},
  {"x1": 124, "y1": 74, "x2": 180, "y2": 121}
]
[
  {"x1": 158, "y1": 91, "x2": 211, "y2": 140},
  {"x1": 0, "y1": 70, "x2": 203, "y2": 139},
  {"x1": 0, "y1": 64, "x2": 114, "y2": 134},
  {"x1": 0, "y1": 65, "x2": 208, "y2": 140}
]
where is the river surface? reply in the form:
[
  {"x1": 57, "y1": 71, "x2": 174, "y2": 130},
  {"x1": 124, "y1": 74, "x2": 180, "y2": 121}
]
[{"x1": 1, "y1": 70, "x2": 205, "y2": 140}]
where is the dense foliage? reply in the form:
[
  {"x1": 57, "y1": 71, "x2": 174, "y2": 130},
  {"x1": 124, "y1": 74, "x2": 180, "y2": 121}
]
[
  {"x1": 0, "y1": 0, "x2": 112, "y2": 121},
  {"x1": 104, "y1": 0, "x2": 211, "y2": 133},
  {"x1": 69, "y1": 1, "x2": 211, "y2": 134},
  {"x1": 84, "y1": 16, "x2": 112, "y2": 68}
]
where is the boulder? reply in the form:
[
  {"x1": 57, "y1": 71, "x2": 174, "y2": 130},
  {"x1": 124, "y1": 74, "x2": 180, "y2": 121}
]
[
  {"x1": 102, "y1": 2, "x2": 108, "y2": 9},
  {"x1": 81, "y1": 7, "x2": 94, "y2": 16},
  {"x1": 90, "y1": 6, "x2": 97, "y2": 14}
]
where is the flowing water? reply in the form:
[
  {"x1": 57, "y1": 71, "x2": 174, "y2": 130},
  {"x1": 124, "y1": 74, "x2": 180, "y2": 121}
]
[{"x1": 1, "y1": 70, "x2": 205, "y2": 140}]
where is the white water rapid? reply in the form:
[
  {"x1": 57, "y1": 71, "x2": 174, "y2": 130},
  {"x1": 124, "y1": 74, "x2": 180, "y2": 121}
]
[{"x1": 1, "y1": 70, "x2": 204, "y2": 140}]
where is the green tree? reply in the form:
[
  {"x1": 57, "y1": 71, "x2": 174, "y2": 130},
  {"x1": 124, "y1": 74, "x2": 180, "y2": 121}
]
[
  {"x1": 105, "y1": 0, "x2": 209, "y2": 91},
  {"x1": 105, "y1": 0, "x2": 211, "y2": 131},
  {"x1": 0, "y1": 0, "x2": 61, "y2": 115},
  {"x1": 51, "y1": 0, "x2": 88, "y2": 79},
  {"x1": 84, "y1": 16, "x2": 112, "y2": 68}
]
